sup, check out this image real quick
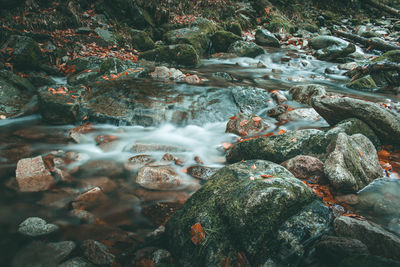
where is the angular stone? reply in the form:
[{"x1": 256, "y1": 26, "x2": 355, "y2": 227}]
[
  {"x1": 289, "y1": 84, "x2": 327, "y2": 106},
  {"x1": 227, "y1": 41, "x2": 265, "y2": 58},
  {"x1": 72, "y1": 187, "x2": 108, "y2": 210},
  {"x1": 334, "y1": 216, "x2": 400, "y2": 260},
  {"x1": 255, "y1": 29, "x2": 280, "y2": 47},
  {"x1": 281, "y1": 155, "x2": 327, "y2": 184},
  {"x1": 16, "y1": 156, "x2": 55, "y2": 192},
  {"x1": 82, "y1": 240, "x2": 115, "y2": 265}
]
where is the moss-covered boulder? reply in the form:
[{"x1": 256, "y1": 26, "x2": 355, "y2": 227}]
[
  {"x1": 164, "y1": 18, "x2": 216, "y2": 55},
  {"x1": 373, "y1": 50, "x2": 400, "y2": 64},
  {"x1": 38, "y1": 86, "x2": 82, "y2": 125},
  {"x1": 0, "y1": 70, "x2": 36, "y2": 117},
  {"x1": 227, "y1": 41, "x2": 265, "y2": 58},
  {"x1": 4, "y1": 35, "x2": 46, "y2": 70},
  {"x1": 226, "y1": 22, "x2": 242, "y2": 36},
  {"x1": 324, "y1": 133, "x2": 383, "y2": 193},
  {"x1": 265, "y1": 14, "x2": 296, "y2": 33},
  {"x1": 131, "y1": 30, "x2": 155, "y2": 52},
  {"x1": 310, "y1": 35, "x2": 356, "y2": 61},
  {"x1": 255, "y1": 29, "x2": 280, "y2": 47},
  {"x1": 210, "y1": 31, "x2": 241, "y2": 53},
  {"x1": 165, "y1": 160, "x2": 331, "y2": 266},
  {"x1": 139, "y1": 44, "x2": 200, "y2": 67},
  {"x1": 347, "y1": 75, "x2": 377, "y2": 90}
]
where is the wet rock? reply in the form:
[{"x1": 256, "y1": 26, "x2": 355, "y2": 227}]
[
  {"x1": 79, "y1": 160, "x2": 123, "y2": 178},
  {"x1": 312, "y1": 96, "x2": 400, "y2": 145},
  {"x1": 129, "y1": 143, "x2": 186, "y2": 153},
  {"x1": 310, "y1": 35, "x2": 356, "y2": 61},
  {"x1": 150, "y1": 66, "x2": 185, "y2": 81},
  {"x1": 281, "y1": 155, "x2": 327, "y2": 184},
  {"x1": 78, "y1": 177, "x2": 117, "y2": 193},
  {"x1": 12, "y1": 241, "x2": 75, "y2": 267},
  {"x1": 373, "y1": 50, "x2": 400, "y2": 64},
  {"x1": 163, "y1": 18, "x2": 216, "y2": 55},
  {"x1": 279, "y1": 108, "x2": 322, "y2": 122},
  {"x1": 142, "y1": 202, "x2": 183, "y2": 226},
  {"x1": 270, "y1": 90, "x2": 287, "y2": 105},
  {"x1": 4, "y1": 35, "x2": 45, "y2": 70},
  {"x1": 69, "y1": 209, "x2": 96, "y2": 224},
  {"x1": 255, "y1": 29, "x2": 280, "y2": 47},
  {"x1": 139, "y1": 44, "x2": 200, "y2": 67},
  {"x1": 211, "y1": 31, "x2": 241, "y2": 53},
  {"x1": 69, "y1": 124, "x2": 94, "y2": 143},
  {"x1": 334, "y1": 216, "x2": 400, "y2": 260},
  {"x1": 82, "y1": 240, "x2": 115, "y2": 265},
  {"x1": 18, "y1": 217, "x2": 59, "y2": 237},
  {"x1": 356, "y1": 178, "x2": 400, "y2": 220},
  {"x1": 226, "y1": 129, "x2": 328, "y2": 164},
  {"x1": 347, "y1": 75, "x2": 377, "y2": 90},
  {"x1": 184, "y1": 74, "x2": 201, "y2": 85},
  {"x1": 38, "y1": 190, "x2": 76, "y2": 209},
  {"x1": 335, "y1": 194, "x2": 359, "y2": 206},
  {"x1": 58, "y1": 257, "x2": 94, "y2": 267},
  {"x1": 162, "y1": 153, "x2": 176, "y2": 162},
  {"x1": 324, "y1": 133, "x2": 383, "y2": 193},
  {"x1": 341, "y1": 254, "x2": 400, "y2": 267},
  {"x1": 165, "y1": 160, "x2": 331, "y2": 266},
  {"x1": 0, "y1": 69, "x2": 36, "y2": 117},
  {"x1": 289, "y1": 84, "x2": 327, "y2": 106},
  {"x1": 227, "y1": 40, "x2": 265, "y2": 58},
  {"x1": 231, "y1": 86, "x2": 272, "y2": 114},
  {"x1": 267, "y1": 105, "x2": 289, "y2": 117},
  {"x1": 16, "y1": 156, "x2": 55, "y2": 192},
  {"x1": 124, "y1": 154, "x2": 155, "y2": 172},
  {"x1": 136, "y1": 166, "x2": 181, "y2": 190},
  {"x1": 187, "y1": 166, "x2": 218, "y2": 181},
  {"x1": 133, "y1": 247, "x2": 173, "y2": 266},
  {"x1": 131, "y1": 29, "x2": 155, "y2": 52},
  {"x1": 315, "y1": 236, "x2": 369, "y2": 264},
  {"x1": 38, "y1": 86, "x2": 81, "y2": 125},
  {"x1": 72, "y1": 187, "x2": 108, "y2": 210},
  {"x1": 226, "y1": 112, "x2": 269, "y2": 136}
]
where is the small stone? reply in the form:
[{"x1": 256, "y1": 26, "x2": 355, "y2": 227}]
[
  {"x1": 187, "y1": 166, "x2": 218, "y2": 180},
  {"x1": 281, "y1": 155, "x2": 327, "y2": 184},
  {"x1": 162, "y1": 153, "x2": 176, "y2": 162},
  {"x1": 18, "y1": 217, "x2": 59, "y2": 237},
  {"x1": 78, "y1": 177, "x2": 117, "y2": 193},
  {"x1": 136, "y1": 166, "x2": 181, "y2": 190},
  {"x1": 150, "y1": 66, "x2": 185, "y2": 81},
  {"x1": 59, "y1": 257, "x2": 94, "y2": 267},
  {"x1": 69, "y1": 124, "x2": 94, "y2": 143},
  {"x1": 72, "y1": 187, "x2": 108, "y2": 210},
  {"x1": 16, "y1": 156, "x2": 55, "y2": 192},
  {"x1": 69, "y1": 209, "x2": 96, "y2": 224},
  {"x1": 184, "y1": 74, "x2": 201, "y2": 84},
  {"x1": 82, "y1": 240, "x2": 115, "y2": 265}
]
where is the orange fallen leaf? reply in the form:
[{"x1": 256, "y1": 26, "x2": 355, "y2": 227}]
[
  {"x1": 222, "y1": 142, "x2": 232, "y2": 150},
  {"x1": 239, "y1": 120, "x2": 248, "y2": 126},
  {"x1": 229, "y1": 115, "x2": 237, "y2": 120},
  {"x1": 190, "y1": 222, "x2": 206, "y2": 245},
  {"x1": 277, "y1": 129, "x2": 286, "y2": 135},
  {"x1": 291, "y1": 138, "x2": 297, "y2": 142},
  {"x1": 261, "y1": 174, "x2": 273, "y2": 178},
  {"x1": 357, "y1": 149, "x2": 363, "y2": 157},
  {"x1": 251, "y1": 164, "x2": 257, "y2": 170},
  {"x1": 252, "y1": 116, "x2": 262, "y2": 124}
]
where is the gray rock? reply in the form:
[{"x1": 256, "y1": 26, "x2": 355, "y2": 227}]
[
  {"x1": 255, "y1": 29, "x2": 280, "y2": 47},
  {"x1": 139, "y1": 44, "x2": 200, "y2": 67},
  {"x1": 227, "y1": 41, "x2": 265, "y2": 58},
  {"x1": 94, "y1": 27, "x2": 116, "y2": 44},
  {"x1": 165, "y1": 160, "x2": 331, "y2": 266},
  {"x1": 82, "y1": 240, "x2": 115, "y2": 265},
  {"x1": 289, "y1": 84, "x2": 327, "y2": 106},
  {"x1": 324, "y1": 133, "x2": 383, "y2": 193},
  {"x1": 136, "y1": 166, "x2": 182, "y2": 190},
  {"x1": 58, "y1": 257, "x2": 94, "y2": 267},
  {"x1": 18, "y1": 217, "x2": 59, "y2": 237},
  {"x1": 12, "y1": 241, "x2": 75, "y2": 267},
  {"x1": 334, "y1": 216, "x2": 400, "y2": 260},
  {"x1": 315, "y1": 235, "x2": 369, "y2": 264},
  {"x1": 310, "y1": 35, "x2": 356, "y2": 61},
  {"x1": 281, "y1": 155, "x2": 327, "y2": 184},
  {"x1": 226, "y1": 112, "x2": 270, "y2": 136},
  {"x1": 4, "y1": 35, "x2": 45, "y2": 70},
  {"x1": 279, "y1": 108, "x2": 322, "y2": 122},
  {"x1": 312, "y1": 96, "x2": 400, "y2": 145},
  {"x1": 231, "y1": 86, "x2": 273, "y2": 114}
]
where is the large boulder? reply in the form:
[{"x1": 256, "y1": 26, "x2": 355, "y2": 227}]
[
  {"x1": 131, "y1": 29, "x2": 155, "y2": 52},
  {"x1": 16, "y1": 156, "x2": 55, "y2": 192},
  {"x1": 312, "y1": 96, "x2": 400, "y2": 145},
  {"x1": 324, "y1": 133, "x2": 383, "y2": 193},
  {"x1": 165, "y1": 160, "x2": 331, "y2": 266},
  {"x1": 164, "y1": 18, "x2": 216, "y2": 55},
  {"x1": 136, "y1": 166, "x2": 182, "y2": 190},
  {"x1": 227, "y1": 41, "x2": 265, "y2": 58},
  {"x1": 3, "y1": 35, "x2": 46, "y2": 70},
  {"x1": 210, "y1": 31, "x2": 241, "y2": 53},
  {"x1": 310, "y1": 35, "x2": 356, "y2": 61},
  {"x1": 0, "y1": 69, "x2": 36, "y2": 118},
  {"x1": 334, "y1": 216, "x2": 400, "y2": 260},
  {"x1": 139, "y1": 44, "x2": 200, "y2": 67},
  {"x1": 255, "y1": 29, "x2": 280, "y2": 47},
  {"x1": 281, "y1": 155, "x2": 326, "y2": 184},
  {"x1": 289, "y1": 84, "x2": 327, "y2": 106}
]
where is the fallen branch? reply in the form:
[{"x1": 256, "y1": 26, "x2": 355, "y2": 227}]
[
  {"x1": 365, "y1": 0, "x2": 400, "y2": 17},
  {"x1": 333, "y1": 30, "x2": 400, "y2": 52}
]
